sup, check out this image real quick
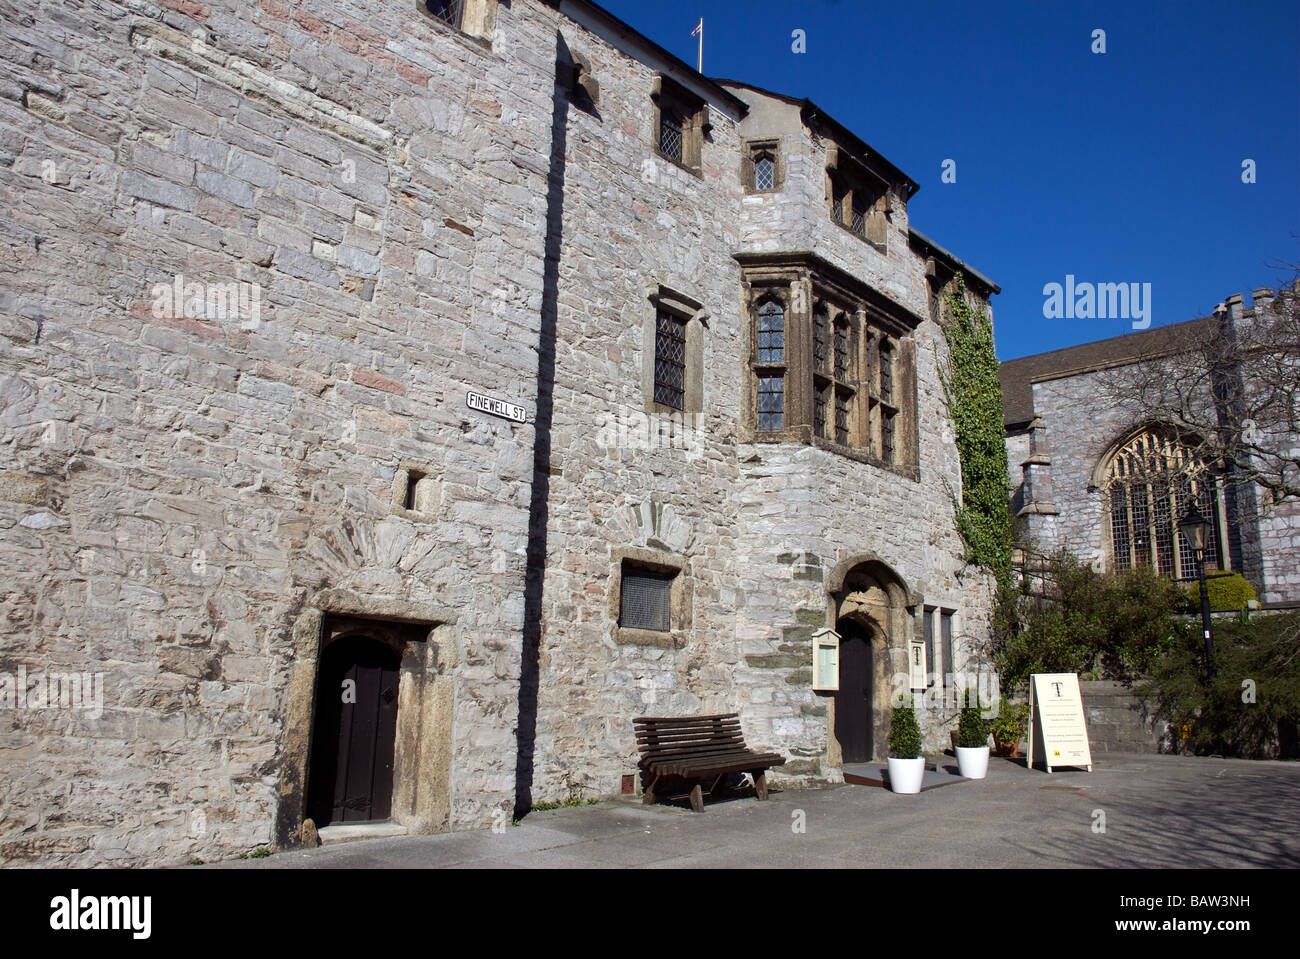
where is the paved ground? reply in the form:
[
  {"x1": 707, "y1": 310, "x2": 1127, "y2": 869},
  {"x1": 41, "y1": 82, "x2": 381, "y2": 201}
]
[{"x1": 215, "y1": 754, "x2": 1300, "y2": 869}]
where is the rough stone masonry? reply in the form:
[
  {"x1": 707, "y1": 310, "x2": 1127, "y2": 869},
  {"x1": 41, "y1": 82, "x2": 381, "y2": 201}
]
[{"x1": 0, "y1": 0, "x2": 999, "y2": 866}]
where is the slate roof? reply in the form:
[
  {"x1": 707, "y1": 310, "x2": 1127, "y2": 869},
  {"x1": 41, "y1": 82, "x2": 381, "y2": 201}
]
[{"x1": 998, "y1": 316, "x2": 1217, "y2": 429}]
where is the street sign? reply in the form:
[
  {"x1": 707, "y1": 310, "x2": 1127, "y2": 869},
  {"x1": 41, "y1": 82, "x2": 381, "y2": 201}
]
[{"x1": 466, "y1": 390, "x2": 527, "y2": 424}]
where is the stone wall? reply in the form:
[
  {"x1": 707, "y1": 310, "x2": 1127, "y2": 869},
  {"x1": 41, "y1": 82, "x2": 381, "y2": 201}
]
[
  {"x1": 0, "y1": 0, "x2": 1001, "y2": 864},
  {"x1": 0, "y1": 0, "x2": 553, "y2": 865}
]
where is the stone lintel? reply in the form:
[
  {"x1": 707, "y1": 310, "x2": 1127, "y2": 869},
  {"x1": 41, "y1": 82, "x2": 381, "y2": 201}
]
[{"x1": 310, "y1": 588, "x2": 458, "y2": 626}]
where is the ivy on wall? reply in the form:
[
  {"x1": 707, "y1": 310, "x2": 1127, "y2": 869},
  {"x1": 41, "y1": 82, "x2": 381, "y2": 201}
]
[{"x1": 938, "y1": 274, "x2": 1013, "y2": 588}]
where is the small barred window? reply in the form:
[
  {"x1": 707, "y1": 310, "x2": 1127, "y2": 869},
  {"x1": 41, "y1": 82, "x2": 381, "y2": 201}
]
[{"x1": 620, "y1": 566, "x2": 673, "y2": 632}]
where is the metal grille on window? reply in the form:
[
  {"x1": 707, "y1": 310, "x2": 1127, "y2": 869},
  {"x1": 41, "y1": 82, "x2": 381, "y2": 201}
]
[
  {"x1": 620, "y1": 567, "x2": 673, "y2": 632},
  {"x1": 756, "y1": 301, "x2": 784, "y2": 364},
  {"x1": 425, "y1": 0, "x2": 464, "y2": 27},
  {"x1": 757, "y1": 375, "x2": 784, "y2": 432},
  {"x1": 653, "y1": 309, "x2": 686, "y2": 409},
  {"x1": 834, "y1": 321, "x2": 849, "y2": 380},
  {"x1": 659, "y1": 109, "x2": 683, "y2": 163},
  {"x1": 754, "y1": 153, "x2": 775, "y2": 190},
  {"x1": 835, "y1": 390, "x2": 850, "y2": 445}
]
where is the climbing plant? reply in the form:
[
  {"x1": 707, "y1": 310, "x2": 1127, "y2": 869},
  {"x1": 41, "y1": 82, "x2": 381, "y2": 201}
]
[{"x1": 938, "y1": 274, "x2": 1013, "y2": 588}]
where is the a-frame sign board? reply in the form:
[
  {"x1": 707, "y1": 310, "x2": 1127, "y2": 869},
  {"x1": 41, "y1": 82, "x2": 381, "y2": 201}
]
[{"x1": 1027, "y1": 673, "x2": 1093, "y2": 773}]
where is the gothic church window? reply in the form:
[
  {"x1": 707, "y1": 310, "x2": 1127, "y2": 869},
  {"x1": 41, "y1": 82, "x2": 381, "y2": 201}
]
[{"x1": 1102, "y1": 428, "x2": 1235, "y2": 579}]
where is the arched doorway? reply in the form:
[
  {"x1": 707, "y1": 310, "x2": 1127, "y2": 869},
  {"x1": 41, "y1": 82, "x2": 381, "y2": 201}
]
[
  {"x1": 827, "y1": 555, "x2": 914, "y2": 763},
  {"x1": 833, "y1": 618, "x2": 875, "y2": 762},
  {"x1": 307, "y1": 634, "x2": 402, "y2": 825}
]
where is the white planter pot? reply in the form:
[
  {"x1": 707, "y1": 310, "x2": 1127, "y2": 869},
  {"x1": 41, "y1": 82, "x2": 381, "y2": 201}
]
[
  {"x1": 887, "y1": 756, "x2": 925, "y2": 794},
  {"x1": 956, "y1": 745, "x2": 990, "y2": 779}
]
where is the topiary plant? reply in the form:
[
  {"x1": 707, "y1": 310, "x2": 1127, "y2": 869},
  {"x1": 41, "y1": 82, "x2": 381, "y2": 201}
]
[
  {"x1": 888, "y1": 699, "x2": 923, "y2": 758},
  {"x1": 956, "y1": 703, "x2": 988, "y2": 748},
  {"x1": 1186, "y1": 571, "x2": 1258, "y2": 612}
]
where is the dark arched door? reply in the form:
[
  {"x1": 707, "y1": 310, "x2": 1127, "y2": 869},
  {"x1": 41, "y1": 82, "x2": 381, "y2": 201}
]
[
  {"x1": 834, "y1": 619, "x2": 873, "y2": 763},
  {"x1": 308, "y1": 635, "x2": 401, "y2": 825}
]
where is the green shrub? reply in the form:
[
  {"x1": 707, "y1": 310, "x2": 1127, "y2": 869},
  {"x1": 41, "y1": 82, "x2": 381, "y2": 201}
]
[
  {"x1": 987, "y1": 697, "x2": 1028, "y2": 748},
  {"x1": 1185, "y1": 571, "x2": 1258, "y2": 611},
  {"x1": 956, "y1": 704, "x2": 988, "y2": 748},
  {"x1": 888, "y1": 699, "x2": 923, "y2": 758},
  {"x1": 990, "y1": 551, "x2": 1187, "y2": 692},
  {"x1": 1141, "y1": 611, "x2": 1300, "y2": 758}
]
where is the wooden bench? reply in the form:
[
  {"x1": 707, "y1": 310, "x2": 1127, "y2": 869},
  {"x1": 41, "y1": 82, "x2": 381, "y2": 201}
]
[{"x1": 634, "y1": 713, "x2": 786, "y2": 812}]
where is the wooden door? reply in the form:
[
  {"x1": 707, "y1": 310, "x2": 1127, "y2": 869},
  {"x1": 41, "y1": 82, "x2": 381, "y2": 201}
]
[
  {"x1": 308, "y1": 635, "x2": 401, "y2": 825},
  {"x1": 834, "y1": 620, "x2": 873, "y2": 763}
]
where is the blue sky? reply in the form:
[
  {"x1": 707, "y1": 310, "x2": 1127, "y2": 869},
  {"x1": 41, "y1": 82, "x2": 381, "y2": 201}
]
[{"x1": 598, "y1": 0, "x2": 1300, "y2": 360}]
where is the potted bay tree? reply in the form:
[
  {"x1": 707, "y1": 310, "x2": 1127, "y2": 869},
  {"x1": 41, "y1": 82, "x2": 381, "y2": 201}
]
[
  {"x1": 887, "y1": 698, "x2": 925, "y2": 794},
  {"x1": 955, "y1": 703, "x2": 990, "y2": 779}
]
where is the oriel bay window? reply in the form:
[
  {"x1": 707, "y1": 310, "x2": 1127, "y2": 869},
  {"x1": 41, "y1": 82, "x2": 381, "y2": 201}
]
[{"x1": 739, "y1": 254, "x2": 920, "y2": 476}]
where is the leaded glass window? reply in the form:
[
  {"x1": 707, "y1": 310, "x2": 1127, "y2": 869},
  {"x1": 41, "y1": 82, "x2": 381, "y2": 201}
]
[
  {"x1": 851, "y1": 194, "x2": 867, "y2": 236},
  {"x1": 757, "y1": 375, "x2": 784, "y2": 432},
  {"x1": 754, "y1": 153, "x2": 775, "y2": 190},
  {"x1": 834, "y1": 321, "x2": 849, "y2": 380},
  {"x1": 425, "y1": 0, "x2": 464, "y2": 27},
  {"x1": 659, "y1": 108, "x2": 683, "y2": 163},
  {"x1": 814, "y1": 306, "x2": 830, "y2": 374},
  {"x1": 814, "y1": 382, "x2": 830, "y2": 438},
  {"x1": 653, "y1": 309, "x2": 686, "y2": 409},
  {"x1": 756, "y1": 301, "x2": 784, "y2": 364}
]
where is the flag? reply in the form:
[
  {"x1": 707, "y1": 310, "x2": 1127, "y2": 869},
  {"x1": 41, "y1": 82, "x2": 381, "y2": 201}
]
[{"x1": 691, "y1": 18, "x2": 702, "y2": 37}]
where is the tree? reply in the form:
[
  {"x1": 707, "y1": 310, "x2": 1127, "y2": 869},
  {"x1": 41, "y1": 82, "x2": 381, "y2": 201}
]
[{"x1": 1096, "y1": 265, "x2": 1299, "y2": 507}]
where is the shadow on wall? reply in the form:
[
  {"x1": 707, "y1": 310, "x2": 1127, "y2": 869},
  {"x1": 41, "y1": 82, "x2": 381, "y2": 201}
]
[{"x1": 514, "y1": 30, "x2": 571, "y2": 819}]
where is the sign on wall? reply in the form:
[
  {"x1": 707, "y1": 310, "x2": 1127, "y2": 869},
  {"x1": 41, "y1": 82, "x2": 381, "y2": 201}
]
[
  {"x1": 812, "y1": 628, "x2": 840, "y2": 692},
  {"x1": 1027, "y1": 673, "x2": 1093, "y2": 773},
  {"x1": 466, "y1": 390, "x2": 528, "y2": 424}
]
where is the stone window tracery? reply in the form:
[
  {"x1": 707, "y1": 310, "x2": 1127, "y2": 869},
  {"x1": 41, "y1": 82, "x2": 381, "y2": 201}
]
[{"x1": 1102, "y1": 428, "x2": 1234, "y2": 578}]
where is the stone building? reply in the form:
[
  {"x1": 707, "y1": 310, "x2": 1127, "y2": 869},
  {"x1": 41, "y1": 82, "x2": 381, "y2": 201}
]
[
  {"x1": 1000, "y1": 287, "x2": 1300, "y2": 606},
  {"x1": 0, "y1": 0, "x2": 998, "y2": 866}
]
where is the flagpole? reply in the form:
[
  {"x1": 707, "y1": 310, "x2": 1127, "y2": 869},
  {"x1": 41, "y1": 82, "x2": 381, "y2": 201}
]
[{"x1": 697, "y1": 18, "x2": 703, "y2": 72}]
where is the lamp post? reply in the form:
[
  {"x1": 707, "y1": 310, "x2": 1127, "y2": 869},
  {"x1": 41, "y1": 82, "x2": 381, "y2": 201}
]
[{"x1": 1178, "y1": 504, "x2": 1215, "y2": 681}]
